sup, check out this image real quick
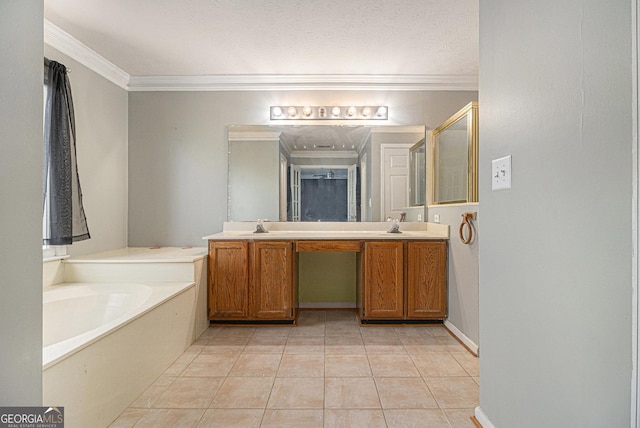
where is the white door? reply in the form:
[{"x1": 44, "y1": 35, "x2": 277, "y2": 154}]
[
  {"x1": 290, "y1": 165, "x2": 301, "y2": 222},
  {"x1": 347, "y1": 164, "x2": 357, "y2": 221},
  {"x1": 380, "y1": 144, "x2": 412, "y2": 220}
]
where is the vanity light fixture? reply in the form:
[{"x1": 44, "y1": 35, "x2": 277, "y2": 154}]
[{"x1": 270, "y1": 105, "x2": 388, "y2": 120}]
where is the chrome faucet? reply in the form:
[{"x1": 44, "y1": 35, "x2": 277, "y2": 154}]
[
  {"x1": 254, "y1": 219, "x2": 269, "y2": 233},
  {"x1": 387, "y1": 218, "x2": 402, "y2": 233}
]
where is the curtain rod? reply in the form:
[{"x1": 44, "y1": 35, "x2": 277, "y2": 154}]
[{"x1": 44, "y1": 57, "x2": 71, "y2": 73}]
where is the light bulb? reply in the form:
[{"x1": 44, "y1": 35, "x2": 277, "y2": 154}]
[
  {"x1": 287, "y1": 106, "x2": 297, "y2": 117},
  {"x1": 331, "y1": 106, "x2": 341, "y2": 116},
  {"x1": 376, "y1": 106, "x2": 387, "y2": 117},
  {"x1": 272, "y1": 106, "x2": 282, "y2": 117},
  {"x1": 362, "y1": 107, "x2": 371, "y2": 117},
  {"x1": 303, "y1": 106, "x2": 312, "y2": 116},
  {"x1": 347, "y1": 106, "x2": 356, "y2": 117}
]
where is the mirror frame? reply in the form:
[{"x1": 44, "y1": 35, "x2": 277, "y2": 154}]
[
  {"x1": 431, "y1": 102, "x2": 478, "y2": 204},
  {"x1": 409, "y1": 138, "x2": 426, "y2": 206}
]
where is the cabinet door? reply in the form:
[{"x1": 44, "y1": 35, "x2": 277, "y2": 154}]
[
  {"x1": 208, "y1": 241, "x2": 249, "y2": 319},
  {"x1": 251, "y1": 241, "x2": 294, "y2": 320},
  {"x1": 407, "y1": 241, "x2": 447, "y2": 319},
  {"x1": 363, "y1": 241, "x2": 404, "y2": 319}
]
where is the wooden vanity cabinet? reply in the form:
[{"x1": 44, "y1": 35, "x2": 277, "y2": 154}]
[
  {"x1": 362, "y1": 241, "x2": 404, "y2": 319},
  {"x1": 208, "y1": 241, "x2": 250, "y2": 319},
  {"x1": 208, "y1": 240, "x2": 294, "y2": 321},
  {"x1": 406, "y1": 240, "x2": 447, "y2": 319},
  {"x1": 361, "y1": 240, "x2": 447, "y2": 321},
  {"x1": 250, "y1": 241, "x2": 295, "y2": 320}
]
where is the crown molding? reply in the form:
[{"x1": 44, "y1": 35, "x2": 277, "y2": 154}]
[
  {"x1": 127, "y1": 74, "x2": 478, "y2": 92},
  {"x1": 44, "y1": 20, "x2": 130, "y2": 90},
  {"x1": 43, "y1": 20, "x2": 478, "y2": 93}
]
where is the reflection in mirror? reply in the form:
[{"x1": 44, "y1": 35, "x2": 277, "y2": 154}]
[
  {"x1": 432, "y1": 102, "x2": 478, "y2": 204},
  {"x1": 409, "y1": 138, "x2": 426, "y2": 206},
  {"x1": 228, "y1": 125, "x2": 426, "y2": 222}
]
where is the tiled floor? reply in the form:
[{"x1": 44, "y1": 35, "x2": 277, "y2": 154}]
[{"x1": 110, "y1": 310, "x2": 479, "y2": 428}]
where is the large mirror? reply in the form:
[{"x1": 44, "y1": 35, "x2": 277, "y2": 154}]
[
  {"x1": 432, "y1": 102, "x2": 478, "y2": 204},
  {"x1": 228, "y1": 125, "x2": 425, "y2": 222}
]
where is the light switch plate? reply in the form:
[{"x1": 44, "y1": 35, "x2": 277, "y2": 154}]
[
  {"x1": 492, "y1": 155, "x2": 512, "y2": 190},
  {"x1": 433, "y1": 214, "x2": 440, "y2": 223}
]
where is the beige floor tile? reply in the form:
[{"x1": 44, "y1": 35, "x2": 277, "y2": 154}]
[
  {"x1": 375, "y1": 377, "x2": 438, "y2": 409},
  {"x1": 247, "y1": 335, "x2": 288, "y2": 346},
  {"x1": 267, "y1": 377, "x2": 325, "y2": 409},
  {"x1": 228, "y1": 353, "x2": 282, "y2": 377},
  {"x1": 208, "y1": 335, "x2": 251, "y2": 346},
  {"x1": 277, "y1": 354, "x2": 324, "y2": 377},
  {"x1": 153, "y1": 377, "x2": 224, "y2": 409},
  {"x1": 367, "y1": 354, "x2": 420, "y2": 377},
  {"x1": 183, "y1": 353, "x2": 239, "y2": 377},
  {"x1": 132, "y1": 409, "x2": 205, "y2": 428},
  {"x1": 436, "y1": 334, "x2": 467, "y2": 352},
  {"x1": 129, "y1": 376, "x2": 175, "y2": 408},
  {"x1": 210, "y1": 377, "x2": 274, "y2": 408},
  {"x1": 411, "y1": 353, "x2": 468, "y2": 377},
  {"x1": 325, "y1": 377, "x2": 381, "y2": 409},
  {"x1": 324, "y1": 409, "x2": 387, "y2": 428},
  {"x1": 428, "y1": 326, "x2": 452, "y2": 337},
  {"x1": 403, "y1": 343, "x2": 449, "y2": 354},
  {"x1": 363, "y1": 336, "x2": 402, "y2": 346},
  {"x1": 242, "y1": 344, "x2": 285, "y2": 354},
  {"x1": 360, "y1": 326, "x2": 399, "y2": 337},
  {"x1": 393, "y1": 326, "x2": 435, "y2": 338},
  {"x1": 451, "y1": 351, "x2": 480, "y2": 377},
  {"x1": 163, "y1": 352, "x2": 199, "y2": 376},
  {"x1": 473, "y1": 376, "x2": 480, "y2": 385},
  {"x1": 260, "y1": 409, "x2": 323, "y2": 428},
  {"x1": 196, "y1": 408, "x2": 263, "y2": 428},
  {"x1": 284, "y1": 336, "x2": 325, "y2": 355},
  {"x1": 252, "y1": 326, "x2": 292, "y2": 336},
  {"x1": 325, "y1": 310, "x2": 357, "y2": 322},
  {"x1": 214, "y1": 326, "x2": 256, "y2": 337},
  {"x1": 398, "y1": 335, "x2": 443, "y2": 346},
  {"x1": 325, "y1": 354, "x2": 372, "y2": 377},
  {"x1": 108, "y1": 408, "x2": 147, "y2": 427},
  {"x1": 199, "y1": 344, "x2": 245, "y2": 355},
  {"x1": 443, "y1": 408, "x2": 477, "y2": 428},
  {"x1": 325, "y1": 345, "x2": 367, "y2": 355},
  {"x1": 425, "y1": 376, "x2": 479, "y2": 409},
  {"x1": 384, "y1": 409, "x2": 451, "y2": 428},
  {"x1": 366, "y1": 344, "x2": 408, "y2": 355},
  {"x1": 325, "y1": 335, "x2": 364, "y2": 346}
]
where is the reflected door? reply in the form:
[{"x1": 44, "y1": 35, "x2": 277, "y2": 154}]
[
  {"x1": 381, "y1": 144, "x2": 412, "y2": 220},
  {"x1": 290, "y1": 166, "x2": 301, "y2": 221},
  {"x1": 347, "y1": 164, "x2": 357, "y2": 222}
]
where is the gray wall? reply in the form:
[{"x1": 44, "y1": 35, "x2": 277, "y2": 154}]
[
  {"x1": 428, "y1": 204, "x2": 479, "y2": 346},
  {"x1": 128, "y1": 90, "x2": 477, "y2": 246},
  {"x1": 44, "y1": 46, "x2": 129, "y2": 257},
  {"x1": 479, "y1": 1, "x2": 632, "y2": 426},
  {"x1": 229, "y1": 140, "x2": 280, "y2": 221},
  {"x1": 0, "y1": 0, "x2": 43, "y2": 405}
]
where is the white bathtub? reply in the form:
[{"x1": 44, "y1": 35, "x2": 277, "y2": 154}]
[
  {"x1": 43, "y1": 281, "x2": 196, "y2": 428},
  {"x1": 43, "y1": 282, "x2": 192, "y2": 369}
]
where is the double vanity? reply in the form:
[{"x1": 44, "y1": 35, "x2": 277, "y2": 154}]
[{"x1": 204, "y1": 221, "x2": 449, "y2": 324}]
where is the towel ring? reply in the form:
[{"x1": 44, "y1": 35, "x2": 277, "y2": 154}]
[{"x1": 459, "y1": 212, "x2": 476, "y2": 245}]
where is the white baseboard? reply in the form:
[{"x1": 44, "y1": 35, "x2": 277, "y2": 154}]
[
  {"x1": 298, "y1": 302, "x2": 356, "y2": 309},
  {"x1": 444, "y1": 320, "x2": 479, "y2": 355},
  {"x1": 475, "y1": 407, "x2": 496, "y2": 428}
]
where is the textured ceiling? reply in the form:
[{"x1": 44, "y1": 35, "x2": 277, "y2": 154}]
[{"x1": 44, "y1": 0, "x2": 478, "y2": 78}]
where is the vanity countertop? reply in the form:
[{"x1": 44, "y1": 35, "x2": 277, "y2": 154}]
[{"x1": 203, "y1": 221, "x2": 449, "y2": 241}]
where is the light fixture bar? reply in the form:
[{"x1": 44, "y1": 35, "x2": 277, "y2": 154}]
[{"x1": 270, "y1": 105, "x2": 388, "y2": 120}]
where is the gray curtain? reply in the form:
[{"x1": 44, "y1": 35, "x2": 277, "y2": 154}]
[{"x1": 43, "y1": 58, "x2": 90, "y2": 245}]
